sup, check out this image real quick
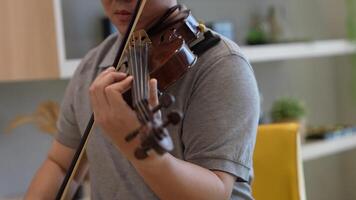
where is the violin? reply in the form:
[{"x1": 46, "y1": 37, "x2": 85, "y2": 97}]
[{"x1": 56, "y1": 1, "x2": 219, "y2": 199}]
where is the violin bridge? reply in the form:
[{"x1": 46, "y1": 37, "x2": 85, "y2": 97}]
[{"x1": 130, "y1": 29, "x2": 152, "y2": 46}]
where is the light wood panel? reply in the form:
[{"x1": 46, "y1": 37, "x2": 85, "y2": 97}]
[{"x1": 0, "y1": 0, "x2": 59, "y2": 81}]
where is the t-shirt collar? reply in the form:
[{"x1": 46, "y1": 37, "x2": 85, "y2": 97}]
[{"x1": 98, "y1": 34, "x2": 122, "y2": 69}]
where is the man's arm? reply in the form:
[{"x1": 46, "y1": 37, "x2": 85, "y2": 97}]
[
  {"x1": 25, "y1": 140, "x2": 88, "y2": 200},
  {"x1": 89, "y1": 69, "x2": 238, "y2": 199},
  {"x1": 131, "y1": 153, "x2": 236, "y2": 200}
]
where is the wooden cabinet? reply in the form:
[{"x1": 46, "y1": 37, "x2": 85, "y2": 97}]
[
  {"x1": 0, "y1": 0, "x2": 109, "y2": 81},
  {"x1": 0, "y1": 0, "x2": 59, "y2": 81}
]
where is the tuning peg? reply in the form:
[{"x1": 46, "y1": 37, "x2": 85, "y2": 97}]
[
  {"x1": 152, "y1": 93, "x2": 175, "y2": 113},
  {"x1": 134, "y1": 126, "x2": 174, "y2": 160},
  {"x1": 162, "y1": 111, "x2": 182, "y2": 127}
]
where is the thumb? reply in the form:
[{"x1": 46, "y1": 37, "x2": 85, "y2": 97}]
[{"x1": 148, "y1": 79, "x2": 159, "y2": 108}]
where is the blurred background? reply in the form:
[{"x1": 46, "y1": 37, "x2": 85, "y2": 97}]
[{"x1": 1, "y1": 0, "x2": 356, "y2": 199}]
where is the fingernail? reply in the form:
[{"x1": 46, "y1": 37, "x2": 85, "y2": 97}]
[{"x1": 150, "y1": 79, "x2": 157, "y2": 86}]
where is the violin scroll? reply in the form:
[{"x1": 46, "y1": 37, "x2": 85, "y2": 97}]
[
  {"x1": 134, "y1": 111, "x2": 183, "y2": 160},
  {"x1": 125, "y1": 93, "x2": 183, "y2": 160}
]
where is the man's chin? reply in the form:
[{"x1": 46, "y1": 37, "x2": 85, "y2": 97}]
[
  {"x1": 114, "y1": 20, "x2": 146, "y2": 35},
  {"x1": 111, "y1": 23, "x2": 126, "y2": 35}
]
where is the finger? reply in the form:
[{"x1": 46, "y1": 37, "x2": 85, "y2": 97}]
[
  {"x1": 91, "y1": 71, "x2": 127, "y2": 96},
  {"x1": 97, "y1": 66, "x2": 116, "y2": 79},
  {"x1": 148, "y1": 78, "x2": 159, "y2": 108},
  {"x1": 105, "y1": 76, "x2": 134, "y2": 107},
  {"x1": 105, "y1": 76, "x2": 133, "y2": 93},
  {"x1": 100, "y1": 71, "x2": 127, "y2": 85},
  {"x1": 90, "y1": 72, "x2": 127, "y2": 117},
  {"x1": 91, "y1": 72, "x2": 128, "y2": 96}
]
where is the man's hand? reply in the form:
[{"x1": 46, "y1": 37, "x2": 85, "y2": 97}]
[
  {"x1": 89, "y1": 67, "x2": 236, "y2": 200},
  {"x1": 89, "y1": 67, "x2": 159, "y2": 159}
]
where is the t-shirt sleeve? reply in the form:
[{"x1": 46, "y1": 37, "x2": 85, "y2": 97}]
[
  {"x1": 182, "y1": 54, "x2": 260, "y2": 182},
  {"x1": 55, "y1": 64, "x2": 84, "y2": 149}
]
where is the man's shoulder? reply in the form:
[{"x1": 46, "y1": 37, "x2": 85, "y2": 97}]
[
  {"x1": 193, "y1": 32, "x2": 251, "y2": 74},
  {"x1": 203, "y1": 32, "x2": 247, "y2": 61}
]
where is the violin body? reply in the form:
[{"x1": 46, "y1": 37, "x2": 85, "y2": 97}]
[
  {"x1": 119, "y1": 8, "x2": 202, "y2": 91},
  {"x1": 123, "y1": 10, "x2": 202, "y2": 105},
  {"x1": 149, "y1": 29, "x2": 197, "y2": 90}
]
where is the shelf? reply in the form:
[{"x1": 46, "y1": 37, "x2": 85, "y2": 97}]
[
  {"x1": 57, "y1": 39, "x2": 356, "y2": 79},
  {"x1": 302, "y1": 134, "x2": 356, "y2": 161},
  {"x1": 241, "y1": 39, "x2": 356, "y2": 63}
]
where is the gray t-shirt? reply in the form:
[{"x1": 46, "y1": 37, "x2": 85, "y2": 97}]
[{"x1": 56, "y1": 32, "x2": 260, "y2": 200}]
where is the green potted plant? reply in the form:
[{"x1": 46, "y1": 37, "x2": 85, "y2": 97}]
[
  {"x1": 270, "y1": 97, "x2": 306, "y2": 123},
  {"x1": 270, "y1": 97, "x2": 307, "y2": 142}
]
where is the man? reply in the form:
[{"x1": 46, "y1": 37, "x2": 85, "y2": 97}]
[{"x1": 25, "y1": 0, "x2": 260, "y2": 199}]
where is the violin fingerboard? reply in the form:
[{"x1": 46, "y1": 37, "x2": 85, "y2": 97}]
[{"x1": 128, "y1": 30, "x2": 152, "y2": 123}]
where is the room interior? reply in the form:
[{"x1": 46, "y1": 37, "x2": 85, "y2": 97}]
[{"x1": 1, "y1": 0, "x2": 356, "y2": 199}]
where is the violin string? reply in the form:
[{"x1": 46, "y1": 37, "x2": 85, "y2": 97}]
[
  {"x1": 144, "y1": 43, "x2": 149, "y2": 99},
  {"x1": 129, "y1": 33, "x2": 152, "y2": 123},
  {"x1": 143, "y1": 32, "x2": 147, "y2": 98},
  {"x1": 135, "y1": 42, "x2": 142, "y2": 115},
  {"x1": 143, "y1": 41, "x2": 146, "y2": 99},
  {"x1": 139, "y1": 35, "x2": 151, "y2": 122},
  {"x1": 132, "y1": 42, "x2": 141, "y2": 114},
  {"x1": 130, "y1": 46, "x2": 136, "y2": 111},
  {"x1": 137, "y1": 41, "x2": 149, "y2": 122},
  {"x1": 128, "y1": 46, "x2": 133, "y2": 101},
  {"x1": 142, "y1": 36, "x2": 151, "y2": 121},
  {"x1": 133, "y1": 37, "x2": 148, "y2": 122},
  {"x1": 138, "y1": 41, "x2": 147, "y2": 120},
  {"x1": 143, "y1": 41, "x2": 150, "y2": 122},
  {"x1": 139, "y1": 36, "x2": 143, "y2": 102},
  {"x1": 129, "y1": 45, "x2": 137, "y2": 107},
  {"x1": 144, "y1": 43, "x2": 151, "y2": 122},
  {"x1": 133, "y1": 41, "x2": 139, "y2": 107},
  {"x1": 141, "y1": 34, "x2": 146, "y2": 100}
]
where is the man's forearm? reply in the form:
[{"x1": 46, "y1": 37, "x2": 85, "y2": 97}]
[
  {"x1": 25, "y1": 157, "x2": 87, "y2": 200},
  {"x1": 130, "y1": 153, "x2": 233, "y2": 200},
  {"x1": 25, "y1": 159, "x2": 67, "y2": 200}
]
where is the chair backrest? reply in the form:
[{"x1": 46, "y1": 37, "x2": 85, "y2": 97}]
[{"x1": 252, "y1": 123, "x2": 306, "y2": 200}]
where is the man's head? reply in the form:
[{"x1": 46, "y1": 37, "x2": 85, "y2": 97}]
[{"x1": 101, "y1": 0, "x2": 178, "y2": 34}]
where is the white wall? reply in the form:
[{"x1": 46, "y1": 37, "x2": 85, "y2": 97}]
[
  {"x1": 335, "y1": 56, "x2": 356, "y2": 124},
  {"x1": 253, "y1": 58, "x2": 340, "y2": 125},
  {"x1": 304, "y1": 149, "x2": 356, "y2": 200}
]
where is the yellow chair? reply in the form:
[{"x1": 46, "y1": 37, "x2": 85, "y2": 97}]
[{"x1": 252, "y1": 123, "x2": 307, "y2": 200}]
